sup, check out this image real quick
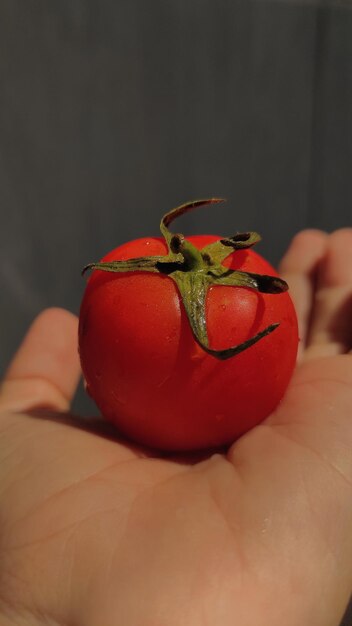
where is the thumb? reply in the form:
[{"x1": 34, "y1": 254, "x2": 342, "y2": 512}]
[{"x1": 0, "y1": 308, "x2": 81, "y2": 413}]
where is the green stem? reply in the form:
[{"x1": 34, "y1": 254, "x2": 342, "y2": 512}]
[{"x1": 82, "y1": 198, "x2": 289, "y2": 360}]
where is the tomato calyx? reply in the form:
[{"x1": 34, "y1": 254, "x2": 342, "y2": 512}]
[{"x1": 82, "y1": 198, "x2": 288, "y2": 360}]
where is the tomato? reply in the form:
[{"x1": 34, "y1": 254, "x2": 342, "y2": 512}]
[{"x1": 79, "y1": 200, "x2": 298, "y2": 452}]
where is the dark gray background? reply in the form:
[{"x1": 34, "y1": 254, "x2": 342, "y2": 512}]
[{"x1": 0, "y1": 1, "x2": 351, "y2": 621}]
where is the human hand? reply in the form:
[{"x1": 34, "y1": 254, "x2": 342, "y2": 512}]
[{"x1": 0, "y1": 229, "x2": 351, "y2": 626}]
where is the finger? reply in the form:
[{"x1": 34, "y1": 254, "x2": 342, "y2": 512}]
[
  {"x1": 304, "y1": 228, "x2": 352, "y2": 360},
  {"x1": 278, "y1": 229, "x2": 328, "y2": 360},
  {"x1": 0, "y1": 308, "x2": 81, "y2": 413}
]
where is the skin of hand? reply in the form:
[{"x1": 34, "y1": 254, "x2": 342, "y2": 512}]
[{"x1": 0, "y1": 229, "x2": 351, "y2": 626}]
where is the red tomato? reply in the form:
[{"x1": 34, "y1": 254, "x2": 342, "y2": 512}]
[{"x1": 79, "y1": 233, "x2": 298, "y2": 452}]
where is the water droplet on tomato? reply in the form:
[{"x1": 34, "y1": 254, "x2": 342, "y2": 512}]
[
  {"x1": 166, "y1": 329, "x2": 177, "y2": 342},
  {"x1": 111, "y1": 390, "x2": 126, "y2": 405}
]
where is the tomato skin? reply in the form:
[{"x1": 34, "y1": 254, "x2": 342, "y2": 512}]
[{"x1": 79, "y1": 235, "x2": 299, "y2": 452}]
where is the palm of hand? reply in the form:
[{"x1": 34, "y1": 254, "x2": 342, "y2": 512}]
[{"x1": 0, "y1": 230, "x2": 352, "y2": 626}]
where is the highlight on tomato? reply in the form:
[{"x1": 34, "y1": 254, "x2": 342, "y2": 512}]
[{"x1": 79, "y1": 199, "x2": 299, "y2": 452}]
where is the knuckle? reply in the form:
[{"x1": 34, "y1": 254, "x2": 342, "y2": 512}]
[
  {"x1": 291, "y1": 229, "x2": 328, "y2": 248},
  {"x1": 327, "y1": 228, "x2": 352, "y2": 250}
]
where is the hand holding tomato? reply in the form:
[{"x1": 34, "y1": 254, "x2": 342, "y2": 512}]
[
  {"x1": 79, "y1": 200, "x2": 298, "y2": 451},
  {"x1": 0, "y1": 228, "x2": 352, "y2": 626}
]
